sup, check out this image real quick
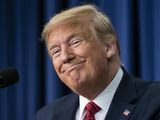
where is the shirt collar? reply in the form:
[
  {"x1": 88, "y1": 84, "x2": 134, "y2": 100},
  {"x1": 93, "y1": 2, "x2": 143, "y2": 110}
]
[{"x1": 79, "y1": 67, "x2": 123, "y2": 118}]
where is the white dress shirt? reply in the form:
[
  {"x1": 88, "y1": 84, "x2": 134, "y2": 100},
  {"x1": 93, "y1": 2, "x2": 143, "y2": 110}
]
[{"x1": 75, "y1": 67, "x2": 123, "y2": 120}]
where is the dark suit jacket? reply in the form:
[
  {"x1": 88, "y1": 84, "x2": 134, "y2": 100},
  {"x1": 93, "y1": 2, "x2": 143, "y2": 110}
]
[{"x1": 34, "y1": 68, "x2": 160, "y2": 120}]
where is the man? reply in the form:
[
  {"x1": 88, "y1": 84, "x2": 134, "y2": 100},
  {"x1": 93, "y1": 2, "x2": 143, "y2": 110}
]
[{"x1": 34, "y1": 5, "x2": 160, "y2": 120}]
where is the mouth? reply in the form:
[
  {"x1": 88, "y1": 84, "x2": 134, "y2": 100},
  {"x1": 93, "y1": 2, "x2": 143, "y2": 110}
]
[{"x1": 61, "y1": 61, "x2": 85, "y2": 73}]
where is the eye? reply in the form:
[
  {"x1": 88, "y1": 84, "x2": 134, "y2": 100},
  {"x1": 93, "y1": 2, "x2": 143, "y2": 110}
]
[
  {"x1": 50, "y1": 47, "x2": 61, "y2": 57},
  {"x1": 70, "y1": 38, "x2": 82, "y2": 47}
]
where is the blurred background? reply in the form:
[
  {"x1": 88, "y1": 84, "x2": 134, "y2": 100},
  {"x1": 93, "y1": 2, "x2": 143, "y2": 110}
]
[{"x1": 0, "y1": 0, "x2": 160, "y2": 120}]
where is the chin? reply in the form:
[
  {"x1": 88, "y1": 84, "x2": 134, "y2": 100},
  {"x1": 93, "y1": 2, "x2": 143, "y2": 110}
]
[{"x1": 69, "y1": 80, "x2": 88, "y2": 94}]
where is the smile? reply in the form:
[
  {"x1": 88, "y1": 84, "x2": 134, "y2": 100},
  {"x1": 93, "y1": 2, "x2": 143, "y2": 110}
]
[{"x1": 61, "y1": 61, "x2": 85, "y2": 73}]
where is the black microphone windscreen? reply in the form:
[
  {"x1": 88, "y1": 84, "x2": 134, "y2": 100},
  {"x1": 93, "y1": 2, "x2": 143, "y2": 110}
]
[{"x1": 0, "y1": 68, "x2": 19, "y2": 88}]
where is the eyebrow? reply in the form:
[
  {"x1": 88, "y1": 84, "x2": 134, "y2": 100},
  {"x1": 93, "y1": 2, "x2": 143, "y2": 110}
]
[
  {"x1": 48, "y1": 44, "x2": 59, "y2": 52},
  {"x1": 48, "y1": 33, "x2": 81, "y2": 51},
  {"x1": 65, "y1": 33, "x2": 80, "y2": 43}
]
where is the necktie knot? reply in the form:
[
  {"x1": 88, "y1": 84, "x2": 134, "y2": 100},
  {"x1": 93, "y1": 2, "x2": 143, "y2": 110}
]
[{"x1": 84, "y1": 101, "x2": 101, "y2": 120}]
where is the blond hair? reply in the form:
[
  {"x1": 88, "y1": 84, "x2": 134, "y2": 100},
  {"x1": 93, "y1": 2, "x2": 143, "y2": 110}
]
[{"x1": 42, "y1": 4, "x2": 120, "y2": 55}]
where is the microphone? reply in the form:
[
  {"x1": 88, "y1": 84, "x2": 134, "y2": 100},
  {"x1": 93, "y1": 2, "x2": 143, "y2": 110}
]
[{"x1": 0, "y1": 68, "x2": 19, "y2": 88}]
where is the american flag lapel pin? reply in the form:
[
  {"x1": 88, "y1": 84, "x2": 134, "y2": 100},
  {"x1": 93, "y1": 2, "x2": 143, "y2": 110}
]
[{"x1": 123, "y1": 109, "x2": 130, "y2": 116}]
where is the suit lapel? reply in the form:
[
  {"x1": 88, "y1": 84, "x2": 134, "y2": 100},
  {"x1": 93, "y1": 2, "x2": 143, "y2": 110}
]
[
  {"x1": 105, "y1": 102, "x2": 136, "y2": 120},
  {"x1": 105, "y1": 68, "x2": 137, "y2": 120},
  {"x1": 55, "y1": 94, "x2": 79, "y2": 120}
]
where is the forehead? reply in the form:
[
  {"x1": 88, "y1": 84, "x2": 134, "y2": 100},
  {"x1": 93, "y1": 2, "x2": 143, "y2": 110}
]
[
  {"x1": 50, "y1": 23, "x2": 83, "y2": 37},
  {"x1": 57, "y1": 19, "x2": 91, "y2": 32},
  {"x1": 47, "y1": 20, "x2": 93, "y2": 42}
]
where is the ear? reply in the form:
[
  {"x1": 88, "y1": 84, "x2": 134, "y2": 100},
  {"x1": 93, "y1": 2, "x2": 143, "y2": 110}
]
[{"x1": 104, "y1": 40, "x2": 116, "y2": 59}]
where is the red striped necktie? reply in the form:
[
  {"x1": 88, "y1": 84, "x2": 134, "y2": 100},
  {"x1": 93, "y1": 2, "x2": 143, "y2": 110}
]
[{"x1": 83, "y1": 101, "x2": 101, "y2": 120}]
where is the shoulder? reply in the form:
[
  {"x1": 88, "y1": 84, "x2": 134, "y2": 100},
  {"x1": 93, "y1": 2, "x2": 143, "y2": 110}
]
[
  {"x1": 134, "y1": 77, "x2": 160, "y2": 97},
  {"x1": 122, "y1": 67, "x2": 160, "y2": 105},
  {"x1": 122, "y1": 67, "x2": 160, "y2": 97},
  {"x1": 34, "y1": 93, "x2": 78, "y2": 120},
  {"x1": 135, "y1": 81, "x2": 160, "y2": 118},
  {"x1": 141, "y1": 81, "x2": 160, "y2": 99},
  {"x1": 124, "y1": 72, "x2": 160, "y2": 118},
  {"x1": 131, "y1": 75, "x2": 160, "y2": 100}
]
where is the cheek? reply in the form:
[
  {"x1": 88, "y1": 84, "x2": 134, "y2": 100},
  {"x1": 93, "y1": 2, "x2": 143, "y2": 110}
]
[
  {"x1": 88, "y1": 51, "x2": 107, "y2": 71},
  {"x1": 52, "y1": 59, "x2": 60, "y2": 73}
]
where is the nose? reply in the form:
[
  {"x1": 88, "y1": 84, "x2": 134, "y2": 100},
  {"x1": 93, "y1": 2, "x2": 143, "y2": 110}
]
[{"x1": 61, "y1": 47, "x2": 75, "y2": 64}]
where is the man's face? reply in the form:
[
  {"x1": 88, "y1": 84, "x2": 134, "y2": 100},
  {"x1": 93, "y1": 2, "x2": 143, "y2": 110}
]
[{"x1": 47, "y1": 22, "x2": 111, "y2": 96}]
